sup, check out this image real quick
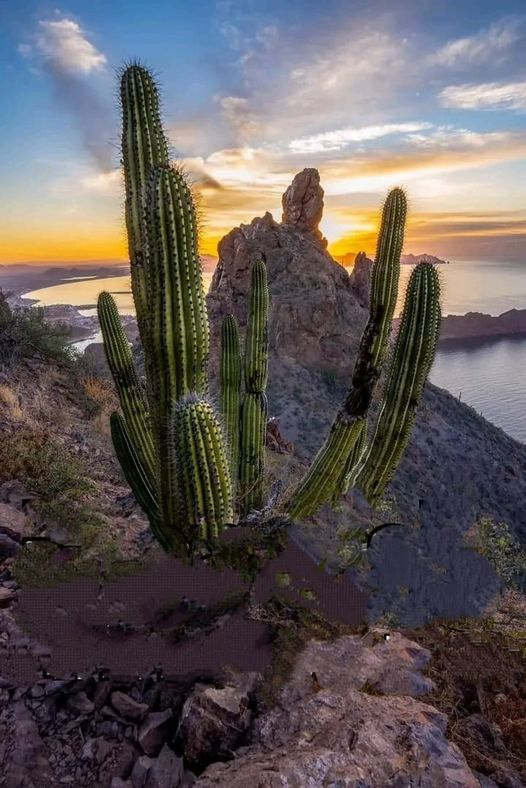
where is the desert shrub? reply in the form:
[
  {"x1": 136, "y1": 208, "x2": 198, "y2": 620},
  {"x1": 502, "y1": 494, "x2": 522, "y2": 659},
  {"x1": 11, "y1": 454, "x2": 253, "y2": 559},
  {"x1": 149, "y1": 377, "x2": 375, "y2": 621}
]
[
  {"x1": 0, "y1": 426, "x2": 93, "y2": 502},
  {"x1": 465, "y1": 517, "x2": 526, "y2": 592},
  {"x1": 0, "y1": 298, "x2": 73, "y2": 367}
]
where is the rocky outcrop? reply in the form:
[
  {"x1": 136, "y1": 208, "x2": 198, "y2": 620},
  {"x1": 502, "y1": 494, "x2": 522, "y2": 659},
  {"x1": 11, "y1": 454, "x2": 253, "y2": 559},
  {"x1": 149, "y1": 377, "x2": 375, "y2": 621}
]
[
  {"x1": 281, "y1": 167, "x2": 327, "y2": 247},
  {"x1": 349, "y1": 250, "x2": 372, "y2": 307},
  {"x1": 197, "y1": 631, "x2": 481, "y2": 786},
  {"x1": 206, "y1": 169, "x2": 526, "y2": 630}
]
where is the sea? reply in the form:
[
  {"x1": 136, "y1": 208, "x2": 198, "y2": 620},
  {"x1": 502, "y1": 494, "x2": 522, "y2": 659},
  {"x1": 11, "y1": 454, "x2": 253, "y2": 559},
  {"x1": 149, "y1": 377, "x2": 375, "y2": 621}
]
[{"x1": 22, "y1": 259, "x2": 526, "y2": 444}]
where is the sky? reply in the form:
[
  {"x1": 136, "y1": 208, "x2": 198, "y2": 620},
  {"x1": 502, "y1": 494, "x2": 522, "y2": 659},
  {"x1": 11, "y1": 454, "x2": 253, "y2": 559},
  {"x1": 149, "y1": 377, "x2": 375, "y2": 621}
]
[{"x1": 0, "y1": 0, "x2": 525, "y2": 264}]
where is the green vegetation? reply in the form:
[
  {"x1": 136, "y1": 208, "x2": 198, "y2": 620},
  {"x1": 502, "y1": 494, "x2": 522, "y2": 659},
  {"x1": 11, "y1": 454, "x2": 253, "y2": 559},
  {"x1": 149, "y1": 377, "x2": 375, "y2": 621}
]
[
  {"x1": 465, "y1": 517, "x2": 526, "y2": 592},
  {"x1": 98, "y1": 63, "x2": 441, "y2": 568},
  {"x1": 0, "y1": 294, "x2": 73, "y2": 367}
]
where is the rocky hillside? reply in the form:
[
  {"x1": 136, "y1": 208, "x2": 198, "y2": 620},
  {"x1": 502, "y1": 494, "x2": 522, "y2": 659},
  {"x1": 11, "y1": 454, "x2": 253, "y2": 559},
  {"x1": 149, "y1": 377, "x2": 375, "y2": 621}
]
[{"x1": 207, "y1": 168, "x2": 526, "y2": 628}]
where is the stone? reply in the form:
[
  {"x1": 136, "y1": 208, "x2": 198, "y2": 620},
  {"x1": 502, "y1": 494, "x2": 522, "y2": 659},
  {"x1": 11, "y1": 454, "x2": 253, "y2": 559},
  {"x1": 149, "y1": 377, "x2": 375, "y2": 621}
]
[
  {"x1": 111, "y1": 690, "x2": 149, "y2": 721},
  {"x1": 177, "y1": 671, "x2": 259, "y2": 764},
  {"x1": 0, "y1": 480, "x2": 37, "y2": 512},
  {"x1": 196, "y1": 633, "x2": 482, "y2": 787},
  {"x1": 0, "y1": 586, "x2": 15, "y2": 608},
  {"x1": 0, "y1": 533, "x2": 20, "y2": 559},
  {"x1": 146, "y1": 744, "x2": 185, "y2": 788},
  {"x1": 137, "y1": 709, "x2": 173, "y2": 756},
  {"x1": 66, "y1": 691, "x2": 94, "y2": 716},
  {"x1": 0, "y1": 502, "x2": 30, "y2": 538},
  {"x1": 131, "y1": 755, "x2": 154, "y2": 787},
  {"x1": 281, "y1": 167, "x2": 327, "y2": 247}
]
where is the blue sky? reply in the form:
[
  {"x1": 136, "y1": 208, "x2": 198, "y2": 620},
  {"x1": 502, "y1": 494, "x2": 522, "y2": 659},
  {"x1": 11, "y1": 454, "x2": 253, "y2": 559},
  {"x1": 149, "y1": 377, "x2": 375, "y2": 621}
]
[{"x1": 0, "y1": 0, "x2": 525, "y2": 261}]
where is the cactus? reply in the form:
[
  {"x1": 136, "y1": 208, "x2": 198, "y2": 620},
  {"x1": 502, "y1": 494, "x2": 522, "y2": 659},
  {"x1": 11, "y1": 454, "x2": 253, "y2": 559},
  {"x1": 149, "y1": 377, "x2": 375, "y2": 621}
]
[
  {"x1": 287, "y1": 188, "x2": 408, "y2": 519},
  {"x1": 220, "y1": 315, "x2": 242, "y2": 479},
  {"x1": 100, "y1": 62, "x2": 440, "y2": 562},
  {"x1": 238, "y1": 259, "x2": 269, "y2": 514},
  {"x1": 354, "y1": 262, "x2": 441, "y2": 504}
]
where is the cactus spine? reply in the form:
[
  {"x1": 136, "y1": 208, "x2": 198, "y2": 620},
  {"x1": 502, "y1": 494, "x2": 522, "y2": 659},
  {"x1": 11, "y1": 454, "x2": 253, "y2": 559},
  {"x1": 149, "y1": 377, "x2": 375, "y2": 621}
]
[
  {"x1": 220, "y1": 315, "x2": 242, "y2": 479},
  {"x1": 287, "y1": 188, "x2": 407, "y2": 519},
  {"x1": 354, "y1": 262, "x2": 441, "y2": 504}
]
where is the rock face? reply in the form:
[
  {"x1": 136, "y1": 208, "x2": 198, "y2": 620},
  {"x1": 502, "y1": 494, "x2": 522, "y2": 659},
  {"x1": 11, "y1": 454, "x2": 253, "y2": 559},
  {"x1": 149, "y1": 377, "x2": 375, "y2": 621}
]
[
  {"x1": 436, "y1": 308, "x2": 526, "y2": 343},
  {"x1": 206, "y1": 168, "x2": 526, "y2": 629},
  {"x1": 196, "y1": 632, "x2": 480, "y2": 787},
  {"x1": 349, "y1": 250, "x2": 373, "y2": 307},
  {"x1": 281, "y1": 167, "x2": 328, "y2": 247}
]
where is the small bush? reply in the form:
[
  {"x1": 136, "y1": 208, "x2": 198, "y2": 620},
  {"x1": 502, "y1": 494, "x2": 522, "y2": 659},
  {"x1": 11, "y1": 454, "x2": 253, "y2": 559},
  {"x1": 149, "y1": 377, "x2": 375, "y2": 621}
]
[
  {"x1": 0, "y1": 297, "x2": 73, "y2": 367},
  {"x1": 465, "y1": 517, "x2": 526, "y2": 592},
  {"x1": 0, "y1": 426, "x2": 93, "y2": 502}
]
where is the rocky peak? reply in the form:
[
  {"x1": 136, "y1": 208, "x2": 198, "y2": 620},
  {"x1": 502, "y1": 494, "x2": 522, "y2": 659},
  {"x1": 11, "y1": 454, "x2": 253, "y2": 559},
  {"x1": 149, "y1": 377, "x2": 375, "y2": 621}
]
[{"x1": 281, "y1": 168, "x2": 327, "y2": 248}]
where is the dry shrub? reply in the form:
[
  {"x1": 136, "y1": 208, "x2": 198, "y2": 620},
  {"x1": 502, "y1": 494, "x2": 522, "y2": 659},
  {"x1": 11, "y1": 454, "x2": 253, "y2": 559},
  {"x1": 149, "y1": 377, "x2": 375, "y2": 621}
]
[
  {"x1": 81, "y1": 375, "x2": 118, "y2": 434},
  {"x1": 0, "y1": 383, "x2": 23, "y2": 421},
  {"x1": 404, "y1": 593, "x2": 526, "y2": 783}
]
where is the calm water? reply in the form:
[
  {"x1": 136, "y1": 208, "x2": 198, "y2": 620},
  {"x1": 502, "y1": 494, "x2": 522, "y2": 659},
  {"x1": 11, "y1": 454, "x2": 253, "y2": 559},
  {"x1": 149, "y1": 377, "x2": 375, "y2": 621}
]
[{"x1": 23, "y1": 259, "x2": 526, "y2": 443}]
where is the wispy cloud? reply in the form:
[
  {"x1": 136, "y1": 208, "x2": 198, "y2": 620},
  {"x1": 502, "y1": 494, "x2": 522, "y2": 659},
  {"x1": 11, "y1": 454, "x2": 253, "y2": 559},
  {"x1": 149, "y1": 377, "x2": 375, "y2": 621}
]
[
  {"x1": 431, "y1": 17, "x2": 525, "y2": 68},
  {"x1": 19, "y1": 16, "x2": 114, "y2": 171},
  {"x1": 439, "y1": 81, "x2": 526, "y2": 111},
  {"x1": 289, "y1": 122, "x2": 433, "y2": 153}
]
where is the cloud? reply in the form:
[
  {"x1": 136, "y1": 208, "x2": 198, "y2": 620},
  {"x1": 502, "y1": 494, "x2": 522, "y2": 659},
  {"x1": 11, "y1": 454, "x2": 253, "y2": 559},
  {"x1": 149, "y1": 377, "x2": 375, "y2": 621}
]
[
  {"x1": 439, "y1": 81, "x2": 526, "y2": 111},
  {"x1": 289, "y1": 122, "x2": 433, "y2": 153},
  {"x1": 20, "y1": 18, "x2": 106, "y2": 74},
  {"x1": 19, "y1": 17, "x2": 114, "y2": 171},
  {"x1": 80, "y1": 169, "x2": 121, "y2": 194},
  {"x1": 431, "y1": 17, "x2": 525, "y2": 68}
]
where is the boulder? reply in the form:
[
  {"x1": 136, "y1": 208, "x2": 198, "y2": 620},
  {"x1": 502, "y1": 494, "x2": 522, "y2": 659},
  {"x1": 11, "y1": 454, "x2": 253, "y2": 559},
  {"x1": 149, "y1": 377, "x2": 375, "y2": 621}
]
[
  {"x1": 137, "y1": 709, "x2": 173, "y2": 756},
  {"x1": 111, "y1": 690, "x2": 149, "y2": 721},
  {"x1": 0, "y1": 503, "x2": 30, "y2": 539},
  {"x1": 177, "y1": 672, "x2": 259, "y2": 764},
  {"x1": 196, "y1": 633, "x2": 481, "y2": 787}
]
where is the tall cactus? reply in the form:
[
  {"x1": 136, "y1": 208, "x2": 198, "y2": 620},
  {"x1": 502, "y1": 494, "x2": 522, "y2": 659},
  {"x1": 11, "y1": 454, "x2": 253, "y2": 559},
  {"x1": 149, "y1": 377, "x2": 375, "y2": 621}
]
[
  {"x1": 353, "y1": 262, "x2": 441, "y2": 504},
  {"x1": 100, "y1": 61, "x2": 441, "y2": 562},
  {"x1": 287, "y1": 188, "x2": 407, "y2": 519}
]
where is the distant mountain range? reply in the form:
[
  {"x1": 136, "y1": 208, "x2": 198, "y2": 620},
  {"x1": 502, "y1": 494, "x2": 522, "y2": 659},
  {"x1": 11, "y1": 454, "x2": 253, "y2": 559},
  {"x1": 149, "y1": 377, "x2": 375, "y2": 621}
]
[{"x1": 333, "y1": 252, "x2": 449, "y2": 266}]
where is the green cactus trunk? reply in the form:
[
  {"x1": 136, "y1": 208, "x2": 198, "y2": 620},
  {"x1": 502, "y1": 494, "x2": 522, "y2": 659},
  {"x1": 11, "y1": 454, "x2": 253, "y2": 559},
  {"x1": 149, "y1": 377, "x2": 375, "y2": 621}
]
[
  {"x1": 97, "y1": 291, "x2": 155, "y2": 481},
  {"x1": 220, "y1": 315, "x2": 242, "y2": 481},
  {"x1": 355, "y1": 262, "x2": 441, "y2": 504},
  {"x1": 239, "y1": 259, "x2": 269, "y2": 514},
  {"x1": 121, "y1": 64, "x2": 170, "y2": 348},
  {"x1": 287, "y1": 188, "x2": 407, "y2": 518},
  {"x1": 170, "y1": 394, "x2": 234, "y2": 541}
]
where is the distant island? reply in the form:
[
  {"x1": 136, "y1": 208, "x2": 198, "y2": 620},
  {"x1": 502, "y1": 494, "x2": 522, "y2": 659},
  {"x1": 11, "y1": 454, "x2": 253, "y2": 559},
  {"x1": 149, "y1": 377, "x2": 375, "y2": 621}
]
[{"x1": 334, "y1": 252, "x2": 449, "y2": 266}]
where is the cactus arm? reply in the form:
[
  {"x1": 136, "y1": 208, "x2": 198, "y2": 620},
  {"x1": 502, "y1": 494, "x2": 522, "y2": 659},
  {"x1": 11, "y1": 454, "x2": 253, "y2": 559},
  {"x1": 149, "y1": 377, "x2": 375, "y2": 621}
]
[
  {"x1": 145, "y1": 165, "x2": 209, "y2": 414},
  {"x1": 355, "y1": 262, "x2": 441, "y2": 505},
  {"x1": 239, "y1": 392, "x2": 268, "y2": 514},
  {"x1": 220, "y1": 315, "x2": 242, "y2": 481},
  {"x1": 97, "y1": 291, "x2": 155, "y2": 482},
  {"x1": 171, "y1": 395, "x2": 234, "y2": 540},
  {"x1": 287, "y1": 188, "x2": 407, "y2": 518},
  {"x1": 110, "y1": 411, "x2": 161, "y2": 530},
  {"x1": 239, "y1": 260, "x2": 269, "y2": 515},
  {"x1": 121, "y1": 65, "x2": 170, "y2": 341}
]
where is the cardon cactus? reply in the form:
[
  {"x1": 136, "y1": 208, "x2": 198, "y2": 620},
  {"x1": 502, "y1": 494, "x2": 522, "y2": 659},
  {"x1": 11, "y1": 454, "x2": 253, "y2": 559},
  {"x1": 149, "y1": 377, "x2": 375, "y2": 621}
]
[
  {"x1": 287, "y1": 189, "x2": 441, "y2": 519},
  {"x1": 99, "y1": 62, "x2": 441, "y2": 561}
]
